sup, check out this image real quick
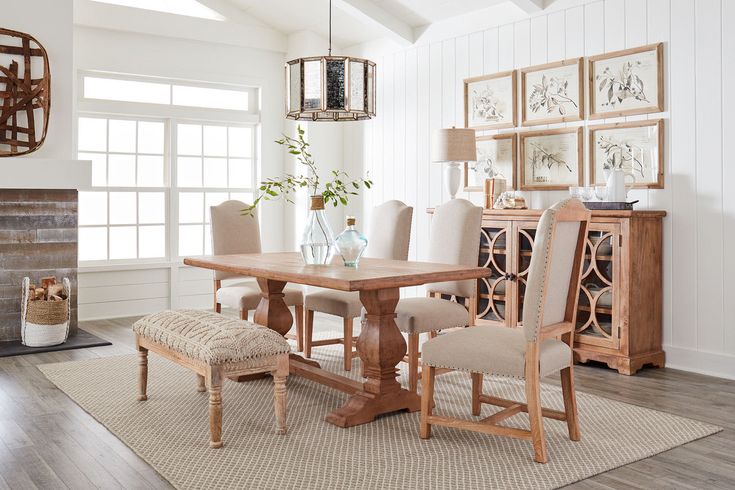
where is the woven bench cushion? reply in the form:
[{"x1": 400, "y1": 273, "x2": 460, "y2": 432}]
[{"x1": 133, "y1": 310, "x2": 290, "y2": 365}]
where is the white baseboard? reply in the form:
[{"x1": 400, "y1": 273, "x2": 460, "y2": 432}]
[{"x1": 663, "y1": 345, "x2": 735, "y2": 381}]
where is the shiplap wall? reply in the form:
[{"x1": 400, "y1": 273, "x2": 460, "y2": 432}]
[{"x1": 348, "y1": 0, "x2": 735, "y2": 379}]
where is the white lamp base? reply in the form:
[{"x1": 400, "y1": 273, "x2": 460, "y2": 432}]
[{"x1": 444, "y1": 162, "x2": 462, "y2": 199}]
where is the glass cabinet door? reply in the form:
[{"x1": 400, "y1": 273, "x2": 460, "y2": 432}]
[
  {"x1": 476, "y1": 221, "x2": 511, "y2": 326},
  {"x1": 575, "y1": 223, "x2": 620, "y2": 350}
]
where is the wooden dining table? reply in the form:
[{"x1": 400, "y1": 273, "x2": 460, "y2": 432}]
[{"x1": 183, "y1": 252, "x2": 490, "y2": 428}]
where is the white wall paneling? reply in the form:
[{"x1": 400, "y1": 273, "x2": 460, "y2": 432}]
[{"x1": 347, "y1": 0, "x2": 735, "y2": 379}]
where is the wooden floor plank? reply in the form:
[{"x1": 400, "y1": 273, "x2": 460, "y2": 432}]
[{"x1": 0, "y1": 314, "x2": 732, "y2": 489}]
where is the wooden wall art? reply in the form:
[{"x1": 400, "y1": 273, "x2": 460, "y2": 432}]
[{"x1": 0, "y1": 28, "x2": 51, "y2": 157}]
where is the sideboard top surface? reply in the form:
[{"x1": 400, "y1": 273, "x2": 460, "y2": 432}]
[{"x1": 426, "y1": 208, "x2": 667, "y2": 220}]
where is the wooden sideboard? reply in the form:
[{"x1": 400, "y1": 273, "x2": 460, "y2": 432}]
[{"x1": 428, "y1": 208, "x2": 666, "y2": 375}]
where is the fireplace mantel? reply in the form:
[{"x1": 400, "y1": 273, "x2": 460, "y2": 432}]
[{"x1": 1, "y1": 158, "x2": 91, "y2": 189}]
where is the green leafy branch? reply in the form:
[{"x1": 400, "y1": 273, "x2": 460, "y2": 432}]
[{"x1": 242, "y1": 125, "x2": 373, "y2": 216}]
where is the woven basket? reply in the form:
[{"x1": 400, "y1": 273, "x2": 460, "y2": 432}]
[{"x1": 21, "y1": 277, "x2": 70, "y2": 347}]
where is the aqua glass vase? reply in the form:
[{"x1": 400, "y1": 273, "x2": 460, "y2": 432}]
[
  {"x1": 300, "y1": 195, "x2": 335, "y2": 265},
  {"x1": 335, "y1": 216, "x2": 368, "y2": 268}
]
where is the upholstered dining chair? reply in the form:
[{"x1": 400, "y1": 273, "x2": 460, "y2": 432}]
[
  {"x1": 419, "y1": 199, "x2": 590, "y2": 464},
  {"x1": 362, "y1": 198, "x2": 482, "y2": 392},
  {"x1": 210, "y1": 200, "x2": 305, "y2": 350},
  {"x1": 303, "y1": 200, "x2": 413, "y2": 371}
]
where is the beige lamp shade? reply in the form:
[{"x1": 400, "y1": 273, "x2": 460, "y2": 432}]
[{"x1": 431, "y1": 127, "x2": 477, "y2": 163}]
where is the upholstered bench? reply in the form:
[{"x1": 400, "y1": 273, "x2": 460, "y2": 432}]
[{"x1": 132, "y1": 310, "x2": 290, "y2": 448}]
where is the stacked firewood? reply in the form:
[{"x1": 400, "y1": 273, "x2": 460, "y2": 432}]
[{"x1": 28, "y1": 276, "x2": 67, "y2": 302}]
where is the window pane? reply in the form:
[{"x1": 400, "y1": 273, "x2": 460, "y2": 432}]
[
  {"x1": 204, "y1": 224, "x2": 212, "y2": 255},
  {"x1": 138, "y1": 192, "x2": 165, "y2": 224},
  {"x1": 179, "y1": 192, "x2": 203, "y2": 223},
  {"x1": 228, "y1": 158, "x2": 252, "y2": 188},
  {"x1": 229, "y1": 192, "x2": 253, "y2": 205},
  {"x1": 172, "y1": 85, "x2": 248, "y2": 111},
  {"x1": 205, "y1": 192, "x2": 228, "y2": 223},
  {"x1": 177, "y1": 124, "x2": 201, "y2": 155},
  {"x1": 177, "y1": 157, "x2": 202, "y2": 187},
  {"x1": 203, "y1": 157, "x2": 227, "y2": 187},
  {"x1": 139, "y1": 225, "x2": 166, "y2": 258},
  {"x1": 109, "y1": 226, "x2": 137, "y2": 259},
  {"x1": 203, "y1": 125, "x2": 227, "y2": 156},
  {"x1": 109, "y1": 192, "x2": 137, "y2": 225},
  {"x1": 78, "y1": 117, "x2": 107, "y2": 152},
  {"x1": 138, "y1": 121, "x2": 164, "y2": 154},
  {"x1": 79, "y1": 227, "x2": 107, "y2": 261},
  {"x1": 228, "y1": 127, "x2": 252, "y2": 157},
  {"x1": 79, "y1": 192, "x2": 107, "y2": 225},
  {"x1": 108, "y1": 154, "x2": 136, "y2": 186},
  {"x1": 179, "y1": 225, "x2": 203, "y2": 256},
  {"x1": 138, "y1": 155, "x2": 164, "y2": 187},
  {"x1": 84, "y1": 76, "x2": 171, "y2": 104},
  {"x1": 79, "y1": 152, "x2": 107, "y2": 186},
  {"x1": 108, "y1": 119, "x2": 136, "y2": 153}
]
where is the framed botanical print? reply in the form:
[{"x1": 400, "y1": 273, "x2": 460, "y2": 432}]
[
  {"x1": 464, "y1": 133, "x2": 517, "y2": 191},
  {"x1": 520, "y1": 58, "x2": 584, "y2": 126},
  {"x1": 464, "y1": 71, "x2": 517, "y2": 130},
  {"x1": 589, "y1": 43, "x2": 664, "y2": 119},
  {"x1": 589, "y1": 119, "x2": 664, "y2": 189},
  {"x1": 519, "y1": 127, "x2": 583, "y2": 191}
]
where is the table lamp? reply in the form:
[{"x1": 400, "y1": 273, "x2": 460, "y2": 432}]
[{"x1": 431, "y1": 127, "x2": 477, "y2": 199}]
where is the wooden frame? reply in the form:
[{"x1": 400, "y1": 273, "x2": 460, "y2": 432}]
[
  {"x1": 463, "y1": 133, "x2": 517, "y2": 192},
  {"x1": 135, "y1": 333, "x2": 288, "y2": 448},
  {"x1": 520, "y1": 57, "x2": 584, "y2": 126},
  {"x1": 420, "y1": 200, "x2": 591, "y2": 463},
  {"x1": 588, "y1": 119, "x2": 664, "y2": 189},
  {"x1": 588, "y1": 43, "x2": 664, "y2": 119},
  {"x1": 464, "y1": 70, "x2": 517, "y2": 130},
  {"x1": 519, "y1": 127, "x2": 583, "y2": 191}
]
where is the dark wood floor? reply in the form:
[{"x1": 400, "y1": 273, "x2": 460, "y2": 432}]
[{"x1": 1, "y1": 316, "x2": 734, "y2": 489}]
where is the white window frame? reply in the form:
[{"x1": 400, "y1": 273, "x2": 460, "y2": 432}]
[{"x1": 76, "y1": 72, "x2": 261, "y2": 271}]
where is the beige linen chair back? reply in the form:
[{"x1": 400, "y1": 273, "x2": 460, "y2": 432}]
[
  {"x1": 210, "y1": 200, "x2": 261, "y2": 280},
  {"x1": 427, "y1": 199, "x2": 483, "y2": 298},
  {"x1": 521, "y1": 199, "x2": 590, "y2": 342},
  {"x1": 364, "y1": 200, "x2": 414, "y2": 260}
]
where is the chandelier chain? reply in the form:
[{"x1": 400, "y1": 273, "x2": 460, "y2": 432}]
[{"x1": 328, "y1": 0, "x2": 332, "y2": 56}]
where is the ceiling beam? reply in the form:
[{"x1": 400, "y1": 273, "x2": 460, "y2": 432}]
[
  {"x1": 333, "y1": 0, "x2": 414, "y2": 46},
  {"x1": 509, "y1": 0, "x2": 550, "y2": 14}
]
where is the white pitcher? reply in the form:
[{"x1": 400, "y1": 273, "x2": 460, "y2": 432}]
[{"x1": 605, "y1": 168, "x2": 635, "y2": 201}]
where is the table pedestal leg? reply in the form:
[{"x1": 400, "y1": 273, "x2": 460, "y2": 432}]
[{"x1": 325, "y1": 288, "x2": 420, "y2": 427}]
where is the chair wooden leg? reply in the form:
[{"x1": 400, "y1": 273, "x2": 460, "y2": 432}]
[
  {"x1": 560, "y1": 366, "x2": 581, "y2": 441},
  {"x1": 214, "y1": 280, "x2": 221, "y2": 313},
  {"x1": 304, "y1": 309, "x2": 314, "y2": 358},
  {"x1": 137, "y1": 344, "x2": 148, "y2": 401},
  {"x1": 471, "y1": 373, "x2": 483, "y2": 416},
  {"x1": 408, "y1": 333, "x2": 420, "y2": 393},
  {"x1": 196, "y1": 374, "x2": 206, "y2": 392},
  {"x1": 525, "y1": 354, "x2": 547, "y2": 463},
  {"x1": 207, "y1": 366, "x2": 223, "y2": 448},
  {"x1": 240, "y1": 309, "x2": 249, "y2": 321},
  {"x1": 343, "y1": 317, "x2": 353, "y2": 371},
  {"x1": 215, "y1": 303, "x2": 221, "y2": 314},
  {"x1": 273, "y1": 355, "x2": 288, "y2": 435},
  {"x1": 420, "y1": 366, "x2": 435, "y2": 439},
  {"x1": 294, "y1": 305, "x2": 304, "y2": 352}
]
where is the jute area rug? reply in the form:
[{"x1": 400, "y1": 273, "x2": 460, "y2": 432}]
[{"x1": 39, "y1": 334, "x2": 720, "y2": 490}]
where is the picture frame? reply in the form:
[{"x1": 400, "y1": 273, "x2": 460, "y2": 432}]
[
  {"x1": 589, "y1": 119, "x2": 664, "y2": 189},
  {"x1": 463, "y1": 133, "x2": 517, "y2": 191},
  {"x1": 588, "y1": 43, "x2": 664, "y2": 119},
  {"x1": 520, "y1": 57, "x2": 584, "y2": 126},
  {"x1": 464, "y1": 71, "x2": 517, "y2": 130},
  {"x1": 519, "y1": 127, "x2": 583, "y2": 191}
]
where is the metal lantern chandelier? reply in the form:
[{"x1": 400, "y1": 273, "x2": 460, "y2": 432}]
[{"x1": 285, "y1": 0, "x2": 376, "y2": 121}]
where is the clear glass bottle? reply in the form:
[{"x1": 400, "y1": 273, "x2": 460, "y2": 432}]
[
  {"x1": 335, "y1": 216, "x2": 368, "y2": 268},
  {"x1": 300, "y1": 195, "x2": 335, "y2": 265}
]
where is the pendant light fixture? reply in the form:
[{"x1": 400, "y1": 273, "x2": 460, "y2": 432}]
[{"x1": 285, "y1": 0, "x2": 376, "y2": 121}]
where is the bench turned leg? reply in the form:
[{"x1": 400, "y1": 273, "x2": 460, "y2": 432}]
[
  {"x1": 273, "y1": 354, "x2": 289, "y2": 435},
  {"x1": 137, "y1": 345, "x2": 148, "y2": 401},
  {"x1": 208, "y1": 366, "x2": 223, "y2": 448},
  {"x1": 196, "y1": 374, "x2": 206, "y2": 392}
]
